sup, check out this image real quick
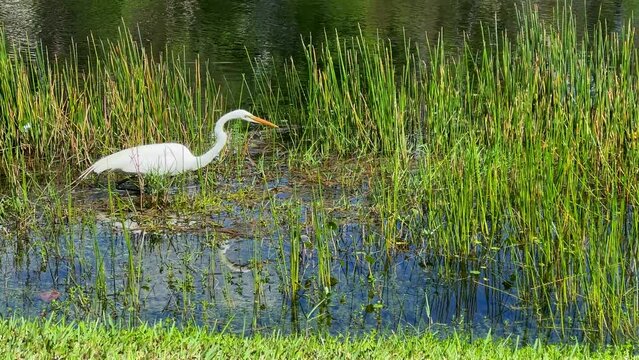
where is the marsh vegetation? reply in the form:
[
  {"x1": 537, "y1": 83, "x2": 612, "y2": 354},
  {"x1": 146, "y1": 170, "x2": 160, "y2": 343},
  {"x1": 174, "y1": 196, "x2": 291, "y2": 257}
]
[{"x1": 0, "y1": 5, "x2": 638, "y2": 346}]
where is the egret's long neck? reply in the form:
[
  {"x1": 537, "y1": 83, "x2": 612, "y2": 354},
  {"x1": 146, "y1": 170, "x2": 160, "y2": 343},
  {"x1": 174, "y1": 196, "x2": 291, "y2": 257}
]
[{"x1": 194, "y1": 114, "x2": 233, "y2": 170}]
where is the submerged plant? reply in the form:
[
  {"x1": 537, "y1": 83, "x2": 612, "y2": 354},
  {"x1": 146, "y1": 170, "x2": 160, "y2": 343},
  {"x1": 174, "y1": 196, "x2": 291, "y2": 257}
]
[{"x1": 0, "y1": 3, "x2": 638, "y2": 344}]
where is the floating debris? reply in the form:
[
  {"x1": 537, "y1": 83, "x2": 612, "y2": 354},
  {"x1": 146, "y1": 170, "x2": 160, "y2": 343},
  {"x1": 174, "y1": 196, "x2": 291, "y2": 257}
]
[{"x1": 37, "y1": 290, "x2": 61, "y2": 302}]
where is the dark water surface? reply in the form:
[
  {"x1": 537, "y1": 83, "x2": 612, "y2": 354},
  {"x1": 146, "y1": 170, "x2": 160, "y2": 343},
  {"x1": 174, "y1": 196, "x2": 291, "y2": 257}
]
[
  {"x1": 1, "y1": 0, "x2": 635, "y2": 90},
  {"x1": 1, "y1": 0, "x2": 638, "y2": 343},
  {"x1": 0, "y1": 179, "x2": 571, "y2": 343}
]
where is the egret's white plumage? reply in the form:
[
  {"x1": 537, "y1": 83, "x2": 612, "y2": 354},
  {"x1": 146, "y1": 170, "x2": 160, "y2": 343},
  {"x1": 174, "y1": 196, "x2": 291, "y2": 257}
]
[{"x1": 77, "y1": 109, "x2": 277, "y2": 182}]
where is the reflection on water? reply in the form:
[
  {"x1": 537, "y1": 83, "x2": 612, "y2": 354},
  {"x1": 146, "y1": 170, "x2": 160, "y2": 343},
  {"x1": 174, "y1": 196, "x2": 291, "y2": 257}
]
[
  {"x1": 0, "y1": 181, "x2": 586, "y2": 344},
  {"x1": 0, "y1": 0, "x2": 637, "y2": 344},
  {"x1": 0, "y1": 0, "x2": 634, "y2": 91}
]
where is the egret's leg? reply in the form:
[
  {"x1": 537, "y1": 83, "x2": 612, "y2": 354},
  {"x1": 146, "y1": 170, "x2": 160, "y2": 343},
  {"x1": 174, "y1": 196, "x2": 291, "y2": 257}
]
[{"x1": 138, "y1": 176, "x2": 145, "y2": 207}]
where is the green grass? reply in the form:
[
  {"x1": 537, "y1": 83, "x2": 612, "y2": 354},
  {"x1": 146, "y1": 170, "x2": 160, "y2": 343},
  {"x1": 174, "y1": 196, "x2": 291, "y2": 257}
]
[
  {"x1": 1, "y1": 2, "x2": 639, "y2": 346},
  {"x1": 251, "y1": 3, "x2": 639, "y2": 342},
  {"x1": 0, "y1": 25, "x2": 237, "y2": 188},
  {"x1": 0, "y1": 318, "x2": 633, "y2": 359}
]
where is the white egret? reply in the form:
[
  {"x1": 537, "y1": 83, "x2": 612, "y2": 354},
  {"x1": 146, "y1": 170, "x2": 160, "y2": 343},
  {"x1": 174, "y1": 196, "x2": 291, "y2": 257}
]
[{"x1": 77, "y1": 109, "x2": 277, "y2": 182}]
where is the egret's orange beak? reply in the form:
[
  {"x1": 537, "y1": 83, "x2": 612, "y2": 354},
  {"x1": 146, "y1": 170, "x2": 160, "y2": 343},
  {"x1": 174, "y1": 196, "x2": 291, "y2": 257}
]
[{"x1": 250, "y1": 115, "x2": 278, "y2": 128}]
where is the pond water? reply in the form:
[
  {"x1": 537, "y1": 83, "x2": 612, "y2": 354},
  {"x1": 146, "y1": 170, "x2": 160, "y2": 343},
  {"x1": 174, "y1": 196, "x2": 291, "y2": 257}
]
[
  {"x1": 1, "y1": 0, "x2": 638, "y2": 344},
  {"x1": 0, "y1": 0, "x2": 635, "y2": 92},
  {"x1": 0, "y1": 172, "x2": 573, "y2": 343}
]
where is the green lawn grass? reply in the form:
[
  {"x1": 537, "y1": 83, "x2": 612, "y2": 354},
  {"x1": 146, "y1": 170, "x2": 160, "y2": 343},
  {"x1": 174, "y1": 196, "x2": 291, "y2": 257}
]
[
  {"x1": 0, "y1": 318, "x2": 633, "y2": 359},
  {"x1": 1, "y1": 3, "x2": 639, "y2": 349}
]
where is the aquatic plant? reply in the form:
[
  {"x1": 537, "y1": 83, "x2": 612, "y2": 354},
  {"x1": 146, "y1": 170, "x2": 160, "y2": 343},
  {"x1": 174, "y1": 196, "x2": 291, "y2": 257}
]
[
  {"x1": 0, "y1": 3, "x2": 638, "y2": 344},
  {"x1": 249, "y1": 3, "x2": 639, "y2": 342},
  {"x1": 0, "y1": 26, "x2": 239, "y2": 189}
]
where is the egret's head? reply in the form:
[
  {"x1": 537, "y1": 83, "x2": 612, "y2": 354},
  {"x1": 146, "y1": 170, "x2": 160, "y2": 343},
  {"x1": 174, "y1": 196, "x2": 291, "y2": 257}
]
[{"x1": 236, "y1": 109, "x2": 278, "y2": 128}]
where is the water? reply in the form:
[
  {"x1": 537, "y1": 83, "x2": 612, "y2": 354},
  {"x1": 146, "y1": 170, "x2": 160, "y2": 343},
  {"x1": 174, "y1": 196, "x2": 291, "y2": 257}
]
[
  {"x1": 0, "y1": 172, "x2": 587, "y2": 343},
  {"x1": 1, "y1": 0, "x2": 637, "y2": 343},
  {"x1": 1, "y1": 0, "x2": 635, "y2": 92}
]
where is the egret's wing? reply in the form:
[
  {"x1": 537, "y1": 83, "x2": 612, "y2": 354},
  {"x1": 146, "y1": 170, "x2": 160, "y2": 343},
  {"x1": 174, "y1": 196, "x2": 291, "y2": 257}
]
[{"x1": 90, "y1": 143, "x2": 195, "y2": 175}]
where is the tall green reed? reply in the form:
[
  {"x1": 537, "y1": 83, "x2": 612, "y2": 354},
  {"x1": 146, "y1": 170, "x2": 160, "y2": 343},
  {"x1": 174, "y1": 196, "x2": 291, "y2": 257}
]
[
  {"x1": 1, "y1": 2, "x2": 638, "y2": 342},
  {"x1": 310, "y1": 194, "x2": 335, "y2": 294},
  {"x1": 0, "y1": 25, "x2": 229, "y2": 189},
  {"x1": 251, "y1": 3, "x2": 639, "y2": 341},
  {"x1": 251, "y1": 30, "x2": 416, "y2": 158}
]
